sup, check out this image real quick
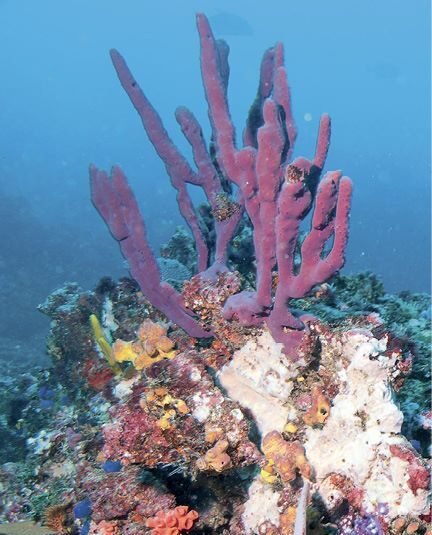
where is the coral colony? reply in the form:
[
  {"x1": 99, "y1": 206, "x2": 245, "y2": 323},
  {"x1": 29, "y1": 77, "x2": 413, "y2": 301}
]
[
  {"x1": 83, "y1": 13, "x2": 430, "y2": 533},
  {"x1": 3, "y1": 12, "x2": 429, "y2": 535}
]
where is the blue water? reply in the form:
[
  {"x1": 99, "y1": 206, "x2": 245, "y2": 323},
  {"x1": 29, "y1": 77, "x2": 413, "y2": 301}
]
[{"x1": 0, "y1": 0, "x2": 430, "y2": 342}]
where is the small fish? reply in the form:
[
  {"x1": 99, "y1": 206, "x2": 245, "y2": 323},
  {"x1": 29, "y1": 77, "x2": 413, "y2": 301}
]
[
  {"x1": 209, "y1": 11, "x2": 253, "y2": 36},
  {"x1": 366, "y1": 61, "x2": 400, "y2": 82}
]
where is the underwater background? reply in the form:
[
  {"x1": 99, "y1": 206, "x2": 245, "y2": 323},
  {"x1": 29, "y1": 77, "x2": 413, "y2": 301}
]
[{"x1": 0, "y1": 0, "x2": 430, "y2": 357}]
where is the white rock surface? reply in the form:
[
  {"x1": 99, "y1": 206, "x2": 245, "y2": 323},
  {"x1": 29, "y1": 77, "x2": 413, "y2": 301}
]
[
  {"x1": 304, "y1": 331, "x2": 429, "y2": 517},
  {"x1": 242, "y1": 478, "x2": 282, "y2": 533},
  {"x1": 218, "y1": 330, "x2": 303, "y2": 436}
]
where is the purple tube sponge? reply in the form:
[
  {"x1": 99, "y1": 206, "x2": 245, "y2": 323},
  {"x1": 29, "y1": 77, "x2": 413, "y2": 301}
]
[
  {"x1": 90, "y1": 165, "x2": 210, "y2": 338},
  {"x1": 90, "y1": 13, "x2": 352, "y2": 354},
  {"x1": 197, "y1": 13, "x2": 352, "y2": 351}
]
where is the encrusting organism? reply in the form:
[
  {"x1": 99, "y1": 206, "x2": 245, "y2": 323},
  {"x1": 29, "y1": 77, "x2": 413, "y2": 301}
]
[
  {"x1": 112, "y1": 319, "x2": 177, "y2": 370},
  {"x1": 146, "y1": 506, "x2": 199, "y2": 534}
]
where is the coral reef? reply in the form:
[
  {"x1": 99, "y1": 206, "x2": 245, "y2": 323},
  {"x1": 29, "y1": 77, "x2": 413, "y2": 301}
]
[
  {"x1": 0, "y1": 11, "x2": 430, "y2": 535},
  {"x1": 0, "y1": 273, "x2": 430, "y2": 533}
]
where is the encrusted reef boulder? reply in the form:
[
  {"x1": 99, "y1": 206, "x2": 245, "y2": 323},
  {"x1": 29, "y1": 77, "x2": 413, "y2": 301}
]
[
  {"x1": 217, "y1": 325, "x2": 430, "y2": 534},
  {"x1": 3, "y1": 276, "x2": 429, "y2": 534},
  {"x1": 304, "y1": 329, "x2": 429, "y2": 518}
]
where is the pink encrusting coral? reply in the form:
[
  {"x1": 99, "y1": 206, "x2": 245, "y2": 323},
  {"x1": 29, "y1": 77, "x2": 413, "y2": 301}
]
[
  {"x1": 101, "y1": 351, "x2": 261, "y2": 470},
  {"x1": 80, "y1": 466, "x2": 176, "y2": 523},
  {"x1": 90, "y1": 12, "x2": 352, "y2": 355},
  {"x1": 389, "y1": 443, "x2": 430, "y2": 495}
]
